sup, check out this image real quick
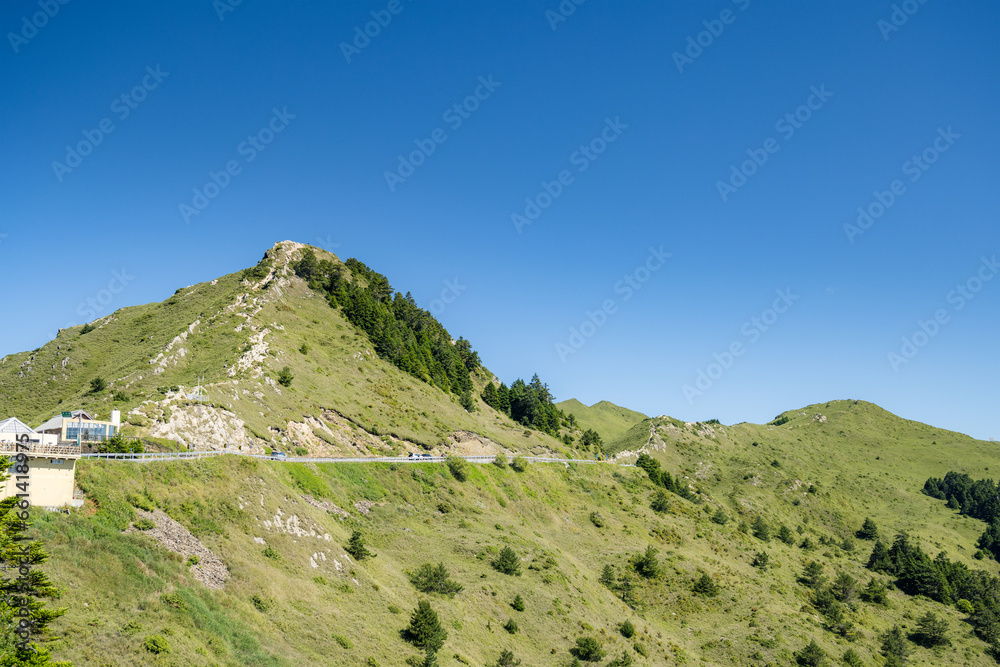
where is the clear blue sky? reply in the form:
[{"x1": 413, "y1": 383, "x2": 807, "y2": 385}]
[{"x1": 2, "y1": 1, "x2": 997, "y2": 440}]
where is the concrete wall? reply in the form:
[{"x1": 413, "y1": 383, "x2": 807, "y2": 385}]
[{"x1": 0, "y1": 456, "x2": 77, "y2": 507}]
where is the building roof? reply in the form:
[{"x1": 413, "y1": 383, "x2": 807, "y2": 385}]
[
  {"x1": 0, "y1": 417, "x2": 35, "y2": 434},
  {"x1": 35, "y1": 410, "x2": 96, "y2": 432}
]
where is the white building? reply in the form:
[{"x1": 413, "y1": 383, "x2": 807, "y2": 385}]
[{"x1": 0, "y1": 416, "x2": 83, "y2": 508}]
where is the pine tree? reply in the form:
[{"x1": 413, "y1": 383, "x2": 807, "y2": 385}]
[
  {"x1": 511, "y1": 594, "x2": 525, "y2": 612},
  {"x1": 866, "y1": 540, "x2": 893, "y2": 573},
  {"x1": 778, "y1": 524, "x2": 796, "y2": 545},
  {"x1": 880, "y1": 625, "x2": 910, "y2": 664},
  {"x1": 490, "y1": 649, "x2": 522, "y2": 667},
  {"x1": 404, "y1": 600, "x2": 447, "y2": 652},
  {"x1": 692, "y1": 572, "x2": 720, "y2": 597},
  {"x1": 493, "y1": 546, "x2": 521, "y2": 576},
  {"x1": 0, "y1": 457, "x2": 69, "y2": 666},
  {"x1": 632, "y1": 545, "x2": 659, "y2": 578},
  {"x1": 752, "y1": 516, "x2": 771, "y2": 542},
  {"x1": 650, "y1": 490, "x2": 670, "y2": 513},
  {"x1": 913, "y1": 611, "x2": 949, "y2": 647},
  {"x1": 793, "y1": 639, "x2": 826, "y2": 666},
  {"x1": 856, "y1": 517, "x2": 879, "y2": 540},
  {"x1": 800, "y1": 561, "x2": 825, "y2": 588},
  {"x1": 345, "y1": 530, "x2": 375, "y2": 561},
  {"x1": 599, "y1": 564, "x2": 616, "y2": 588}
]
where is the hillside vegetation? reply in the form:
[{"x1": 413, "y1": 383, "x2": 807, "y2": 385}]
[
  {"x1": 555, "y1": 400, "x2": 648, "y2": 445},
  {"x1": 0, "y1": 242, "x2": 581, "y2": 458},
  {"x1": 16, "y1": 399, "x2": 1000, "y2": 666}
]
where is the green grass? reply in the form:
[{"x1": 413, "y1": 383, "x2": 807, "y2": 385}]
[{"x1": 27, "y1": 407, "x2": 1000, "y2": 665}]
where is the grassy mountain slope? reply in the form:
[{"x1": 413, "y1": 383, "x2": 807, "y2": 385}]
[
  {"x1": 0, "y1": 242, "x2": 570, "y2": 457},
  {"x1": 555, "y1": 399, "x2": 648, "y2": 445},
  {"x1": 25, "y1": 400, "x2": 1000, "y2": 666}
]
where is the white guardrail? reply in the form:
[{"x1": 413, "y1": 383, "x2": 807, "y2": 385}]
[{"x1": 79, "y1": 451, "x2": 633, "y2": 466}]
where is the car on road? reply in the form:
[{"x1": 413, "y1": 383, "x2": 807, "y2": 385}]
[{"x1": 271, "y1": 451, "x2": 286, "y2": 460}]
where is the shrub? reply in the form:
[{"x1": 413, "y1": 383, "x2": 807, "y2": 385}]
[
  {"x1": 710, "y1": 508, "x2": 728, "y2": 525},
  {"x1": 333, "y1": 634, "x2": 353, "y2": 649},
  {"x1": 80, "y1": 323, "x2": 96, "y2": 335},
  {"x1": 633, "y1": 642, "x2": 648, "y2": 658},
  {"x1": 511, "y1": 594, "x2": 525, "y2": 611},
  {"x1": 160, "y1": 592, "x2": 186, "y2": 610},
  {"x1": 408, "y1": 563, "x2": 463, "y2": 597},
  {"x1": 650, "y1": 491, "x2": 671, "y2": 513},
  {"x1": 631, "y1": 545, "x2": 659, "y2": 578},
  {"x1": 794, "y1": 639, "x2": 824, "y2": 666},
  {"x1": 120, "y1": 620, "x2": 142, "y2": 637},
  {"x1": 842, "y1": 648, "x2": 863, "y2": 667},
  {"x1": 589, "y1": 511, "x2": 606, "y2": 528},
  {"x1": 300, "y1": 343, "x2": 309, "y2": 354},
  {"x1": 751, "y1": 551, "x2": 769, "y2": 569},
  {"x1": 134, "y1": 518, "x2": 155, "y2": 531},
  {"x1": 692, "y1": 572, "x2": 720, "y2": 597},
  {"x1": 489, "y1": 650, "x2": 521, "y2": 667},
  {"x1": 752, "y1": 516, "x2": 771, "y2": 542},
  {"x1": 493, "y1": 452, "x2": 508, "y2": 468},
  {"x1": 250, "y1": 594, "x2": 274, "y2": 612},
  {"x1": 510, "y1": 456, "x2": 528, "y2": 472},
  {"x1": 89, "y1": 377, "x2": 107, "y2": 393},
  {"x1": 277, "y1": 366, "x2": 294, "y2": 387},
  {"x1": 263, "y1": 546, "x2": 281, "y2": 561},
  {"x1": 571, "y1": 636, "x2": 605, "y2": 662},
  {"x1": 606, "y1": 652, "x2": 633, "y2": 667},
  {"x1": 503, "y1": 618, "x2": 518, "y2": 634},
  {"x1": 346, "y1": 530, "x2": 376, "y2": 561},
  {"x1": 446, "y1": 456, "x2": 469, "y2": 482},
  {"x1": 145, "y1": 635, "x2": 170, "y2": 654},
  {"x1": 619, "y1": 619, "x2": 635, "y2": 638},
  {"x1": 957, "y1": 598, "x2": 975, "y2": 615}
]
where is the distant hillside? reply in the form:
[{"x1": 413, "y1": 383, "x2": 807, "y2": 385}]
[
  {"x1": 555, "y1": 398, "x2": 647, "y2": 444},
  {"x1": 0, "y1": 242, "x2": 575, "y2": 458}
]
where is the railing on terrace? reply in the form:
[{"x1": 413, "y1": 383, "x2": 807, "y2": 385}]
[{"x1": 0, "y1": 441, "x2": 83, "y2": 458}]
